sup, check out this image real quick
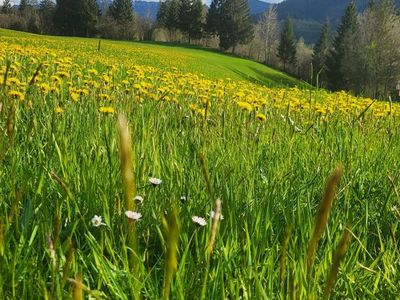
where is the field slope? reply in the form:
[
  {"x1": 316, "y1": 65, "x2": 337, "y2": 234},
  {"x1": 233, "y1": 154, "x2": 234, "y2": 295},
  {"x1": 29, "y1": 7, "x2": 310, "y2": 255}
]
[
  {"x1": 0, "y1": 29, "x2": 300, "y2": 87},
  {"x1": 0, "y1": 29, "x2": 400, "y2": 299}
]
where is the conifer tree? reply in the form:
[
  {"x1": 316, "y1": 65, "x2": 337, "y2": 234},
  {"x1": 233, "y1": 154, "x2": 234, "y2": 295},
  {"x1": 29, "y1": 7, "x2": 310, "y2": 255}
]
[
  {"x1": 19, "y1": 0, "x2": 29, "y2": 13},
  {"x1": 110, "y1": 0, "x2": 134, "y2": 23},
  {"x1": 110, "y1": 0, "x2": 133, "y2": 23},
  {"x1": 165, "y1": 0, "x2": 180, "y2": 31},
  {"x1": 1, "y1": 0, "x2": 12, "y2": 14},
  {"x1": 157, "y1": 0, "x2": 169, "y2": 27},
  {"x1": 218, "y1": 0, "x2": 254, "y2": 53},
  {"x1": 39, "y1": 0, "x2": 55, "y2": 33},
  {"x1": 40, "y1": 0, "x2": 55, "y2": 11},
  {"x1": 178, "y1": 0, "x2": 204, "y2": 42},
  {"x1": 55, "y1": 0, "x2": 98, "y2": 36},
  {"x1": 312, "y1": 19, "x2": 331, "y2": 84},
  {"x1": 79, "y1": 0, "x2": 98, "y2": 35},
  {"x1": 205, "y1": 0, "x2": 221, "y2": 36},
  {"x1": 277, "y1": 16, "x2": 297, "y2": 70},
  {"x1": 326, "y1": 1, "x2": 358, "y2": 91}
]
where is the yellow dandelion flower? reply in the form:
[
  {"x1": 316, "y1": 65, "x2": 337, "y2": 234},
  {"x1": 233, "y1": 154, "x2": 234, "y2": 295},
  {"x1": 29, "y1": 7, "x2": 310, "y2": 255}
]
[
  {"x1": 88, "y1": 69, "x2": 98, "y2": 76},
  {"x1": 102, "y1": 74, "x2": 111, "y2": 84},
  {"x1": 70, "y1": 92, "x2": 80, "y2": 101},
  {"x1": 50, "y1": 76, "x2": 62, "y2": 84},
  {"x1": 54, "y1": 107, "x2": 64, "y2": 114},
  {"x1": 256, "y1": 113, "x2": 267, "y2": 122},
  {"x1": 56, "y1": 71, "x2": 70, "y2": 78},
  {"x1": 99, "y1": 93, "x2": 111, "y2": 101},
  {"x1": 98, "y1": 106, "x2": 115, "y2": 114},
  {"x1": 237, "y1": 101, "x2": 253, "y2": 111},
  {"x1": 78, "y1": 88, "x2": 89, "y2": 96},
  {"x1": 196, "y1": 108, "x2": 206, "y2": 117},
  {"x1": 50, "y1": 87, "x2": 60, "y2": 94},
  {"x1": 8, "y1": 77, "x2": 21, "y2": 86},
  {"x1": 40, "y1": 83, "x2": 50, "y2": 93},
  {"x1": 8, "y1": 90, "x2": 25, "y2": 100}
]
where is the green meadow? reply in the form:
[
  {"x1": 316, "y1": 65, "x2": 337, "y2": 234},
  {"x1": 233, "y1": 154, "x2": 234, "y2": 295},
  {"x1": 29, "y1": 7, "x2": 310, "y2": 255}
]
[{"x1": 0, "y1": 29, "x2": 399, "y2": 299}]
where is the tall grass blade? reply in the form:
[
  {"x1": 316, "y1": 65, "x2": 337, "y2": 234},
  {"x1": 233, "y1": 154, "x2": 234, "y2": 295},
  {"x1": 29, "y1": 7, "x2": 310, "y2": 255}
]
[
  {"x1": 0, "y1": 218, "x2": 4, "y2": 257},
  {"x1": 28, "y1": 63, "x2": 42, "y2": 86},
  {"x1": 280, "y1": 226, "x2": 292, "y2": 287},
  {"x1": 207, "y1": 198, "x2": 222, "y2": 255},
  {"x1": 199, "y1": 153, "x2": 212, "y2": 197},
  {"x1": 72, "y1": 275, "x2": 83, "y2": 300},
  {"x1": 118, "y1": 114, "x2": 138, "y2": 267},
  {"x1": 163, "y1": 206, "x2": 180, "y2": 300},
  {"x1": 323, "y1": 229, "x2": 352, "y2": 299},
  {"x1": 307, "y1": 165, "x2": 343, "y2": 273},
  {"x1": 2, "y1": 61, "x2": 10, "y2": 90}
]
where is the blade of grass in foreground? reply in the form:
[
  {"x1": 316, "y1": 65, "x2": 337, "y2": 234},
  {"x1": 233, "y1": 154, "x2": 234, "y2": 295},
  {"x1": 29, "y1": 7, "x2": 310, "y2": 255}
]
[
  {"x1": 201, "y1": 198, "x2": 222, "y2": 300},
  {"x1": 163, "y1": 206, "x2": 180, "y2": 300},
  {"x1": 307, "y1": 165, "x2": 343, "y2": 273},
  {"x1": 323, "y1": 228, "x2": 352, "y2": 299},
  {"x1": 118, "y1": 114, "x2": 140, "y2": 298}
]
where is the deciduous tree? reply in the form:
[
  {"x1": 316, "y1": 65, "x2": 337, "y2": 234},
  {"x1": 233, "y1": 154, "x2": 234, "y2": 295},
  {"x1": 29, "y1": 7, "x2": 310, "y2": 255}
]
[
  {"x1": 1, "y1": 0, "x2": 13, "y2": 14},
  {"x1": 257, "y1": 5, "x2": 278, "y2": 65}
]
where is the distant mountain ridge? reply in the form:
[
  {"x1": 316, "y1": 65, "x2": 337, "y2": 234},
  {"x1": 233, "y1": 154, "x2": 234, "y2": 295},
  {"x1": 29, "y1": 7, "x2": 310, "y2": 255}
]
[
  {"x1": 276, "y1": 0, "x2": 400, "y2": 23},
  {"x1": 97, "y1": 0, "x2": 273, "y2": 20},
  {"x1": 274, "y1": 0, "x2": 400, "y2": 43}
]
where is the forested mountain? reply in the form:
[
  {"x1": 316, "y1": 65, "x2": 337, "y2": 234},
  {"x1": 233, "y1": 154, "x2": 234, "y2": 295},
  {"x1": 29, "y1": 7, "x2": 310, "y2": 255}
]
[
  {"x1": 273, "y1": 0, "x2": 400, "y2": 43},
  {"x1": 145, "y1": 0, "x2": 400, "y2": 24},
  {"x1": 96, "y1": 0, "x2": 271, "y2": 19},
  {"x1": 133, "y1": 1, "x2": 160, "y2": 19},
  {"x1": 276, "y1": 0, "x2": 400, "y2": 22}
]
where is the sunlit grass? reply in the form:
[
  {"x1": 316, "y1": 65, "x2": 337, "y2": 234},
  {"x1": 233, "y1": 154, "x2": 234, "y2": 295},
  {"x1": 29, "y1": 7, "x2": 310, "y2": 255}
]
[{"x1": 0, "y1": 29, "x2": 399, "y2": 298}]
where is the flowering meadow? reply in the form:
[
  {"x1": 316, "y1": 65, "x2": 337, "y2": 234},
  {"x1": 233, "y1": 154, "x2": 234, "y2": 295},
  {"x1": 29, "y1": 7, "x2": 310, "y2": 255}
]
[{"x1": 0, "y1": 29, "x2": 399, "y2": 298}]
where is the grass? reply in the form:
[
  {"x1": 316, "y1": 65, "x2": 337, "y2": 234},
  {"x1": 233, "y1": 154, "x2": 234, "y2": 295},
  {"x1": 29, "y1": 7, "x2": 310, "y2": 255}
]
[
  {"x1": 0, "y1": 28, "x2": 300, "y2": 87},
  {"x1": 0, "y1": 29, "x2": 400, "y2": 299}
]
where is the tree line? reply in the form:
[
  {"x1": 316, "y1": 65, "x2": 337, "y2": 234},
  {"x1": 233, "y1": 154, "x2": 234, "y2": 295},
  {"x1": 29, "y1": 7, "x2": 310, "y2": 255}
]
[
  {"x1": 256, "y1": 0, "x2": 400, "y2": 99},
  {"x1": 315, "y1": 0, "x2": 400, "y2": 98},
  {"x1": 1, "y1": 0, "x2": 400, "y2": 98},
  {"x1": 0, "y1": 0, "x2": 148, "y2": 39},
  {"x1": 157, "y1": 0, "x2": 254, "y2": 53}
]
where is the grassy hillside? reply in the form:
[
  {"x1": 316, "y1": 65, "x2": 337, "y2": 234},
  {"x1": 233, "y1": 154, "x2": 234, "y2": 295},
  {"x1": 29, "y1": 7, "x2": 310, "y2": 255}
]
[
  {"x1": 1, "y1": 29, "x2": 400, "y2": 299},
  {"x1": 0, "y1": 29, "x2": 300, "y2": 87}
]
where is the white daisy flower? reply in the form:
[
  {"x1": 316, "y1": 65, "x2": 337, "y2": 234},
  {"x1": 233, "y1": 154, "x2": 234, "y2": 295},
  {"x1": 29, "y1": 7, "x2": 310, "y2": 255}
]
[
  {"x1": 149, "y1": 177, "x2": 162, "y2": 186},
  {"x1": 192, "y1": 216, "x2": 207, "y2": 226},
  {"x1": 208, "y1": 210, "x2": 224, "y2": 220},
  {"x1": 91, "y1": 215, "x2": 106, "y2": 227},
  {"x1": 125, "y1": 211, "x2": 142, "y2": 220},
  {"x1": 180, "y1": 196, "x2": 187, "y2": 203},
  {"x1": 134, "y1": 195, "x2": 144, "y2": 205}
]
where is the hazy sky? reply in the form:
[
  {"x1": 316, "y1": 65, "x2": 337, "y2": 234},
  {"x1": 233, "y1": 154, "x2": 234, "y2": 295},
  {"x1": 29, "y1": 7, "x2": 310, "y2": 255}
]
[{"x1": 0, "y1": 0, "x2": 284, "y2": 5}]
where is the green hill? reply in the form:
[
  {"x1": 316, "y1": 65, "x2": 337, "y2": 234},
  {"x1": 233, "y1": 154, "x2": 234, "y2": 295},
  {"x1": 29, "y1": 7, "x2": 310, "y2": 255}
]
[{"x1": 0, "y1": 28, "x2": 300, "y2": 87}]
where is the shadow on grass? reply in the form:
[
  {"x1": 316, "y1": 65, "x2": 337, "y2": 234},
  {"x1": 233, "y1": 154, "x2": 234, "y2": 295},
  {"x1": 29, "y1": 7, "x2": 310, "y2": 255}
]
[
  {"x1": 134, "y1": 41, "x2": 309, "y2": 88},
  {"x1": 227, "y1": 66, "x2": 307, "y2": 88},
  {"x1": 137, "y1": 40, "x2": 225, "y2": 54}
]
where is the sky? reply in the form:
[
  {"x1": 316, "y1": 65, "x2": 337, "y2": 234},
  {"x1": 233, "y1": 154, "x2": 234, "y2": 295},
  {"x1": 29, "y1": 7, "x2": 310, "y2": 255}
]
[{"x1": 0, "y1": 0, "x2": 284, "y2": 5}]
